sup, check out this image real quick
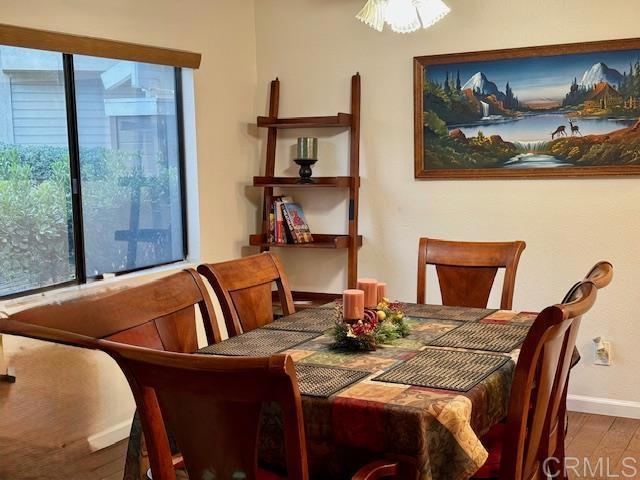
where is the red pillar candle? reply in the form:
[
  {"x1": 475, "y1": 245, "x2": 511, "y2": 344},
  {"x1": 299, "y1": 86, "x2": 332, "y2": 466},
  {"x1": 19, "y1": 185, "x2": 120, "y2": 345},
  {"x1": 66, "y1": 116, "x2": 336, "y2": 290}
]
[
  {"x1": 376, "y1": 282, "x2": 387, "y2": 303},
  {"x1": 343, "y1": 289, "x2": 365, "y2": 320},
  {"x1": 357, "y1": 278, "x2": 378, "y2": 309}
]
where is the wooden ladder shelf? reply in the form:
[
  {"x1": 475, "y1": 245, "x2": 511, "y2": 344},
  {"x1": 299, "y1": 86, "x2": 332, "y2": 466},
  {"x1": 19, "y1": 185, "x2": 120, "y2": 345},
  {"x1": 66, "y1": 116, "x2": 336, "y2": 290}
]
[{"x1": 250, "y1": 73, "x2": 361, "y2": 290}]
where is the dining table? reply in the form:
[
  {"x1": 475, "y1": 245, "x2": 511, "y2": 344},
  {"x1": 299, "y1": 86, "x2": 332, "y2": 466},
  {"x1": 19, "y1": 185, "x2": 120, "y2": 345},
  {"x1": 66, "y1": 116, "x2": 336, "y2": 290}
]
[{"x1": 124, "y1": 302, "x2": 540, "y2": 480}]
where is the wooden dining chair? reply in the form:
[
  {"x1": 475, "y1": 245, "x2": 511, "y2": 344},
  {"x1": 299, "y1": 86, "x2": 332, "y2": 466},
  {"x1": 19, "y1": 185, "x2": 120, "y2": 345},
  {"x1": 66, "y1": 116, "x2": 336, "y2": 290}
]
[
  {"x1": 473, "y1": 280, "x2": 598, "y2": 480},
  {"x1": 417, "y1": 237, "x2": 526, "y2": 309},
  {"x1": 107, "y1": 346, "x2": 400, "y2": 480},
  {"x1": 555, "y1": 261, "x2": 613, "y2": 475},
  {"x1": 0, "y1": 269, "x2": 222, "y2": 479},
  {"x1": 0, "y1": 312, "x2": 398, "y2": 480},
  {"x1": 198, "y1": 252, "x2": 295, "y2": 337}
]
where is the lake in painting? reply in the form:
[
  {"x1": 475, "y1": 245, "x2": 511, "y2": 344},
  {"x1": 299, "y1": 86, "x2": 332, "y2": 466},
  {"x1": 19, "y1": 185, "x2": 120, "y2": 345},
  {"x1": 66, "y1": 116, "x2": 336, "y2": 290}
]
[{"x1": 420, "y1": 47, "x2": 640, "y2": 172}]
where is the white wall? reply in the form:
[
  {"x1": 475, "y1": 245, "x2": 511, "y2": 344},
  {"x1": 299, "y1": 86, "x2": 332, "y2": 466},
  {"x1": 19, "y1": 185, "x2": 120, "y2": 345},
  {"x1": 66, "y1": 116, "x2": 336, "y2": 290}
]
[
  {"x1": 0, "y1": 0, "x2": 258, "y2": 441},
  {"x1": 254, "y1": 0, "x2": 640, "y2": 407}
]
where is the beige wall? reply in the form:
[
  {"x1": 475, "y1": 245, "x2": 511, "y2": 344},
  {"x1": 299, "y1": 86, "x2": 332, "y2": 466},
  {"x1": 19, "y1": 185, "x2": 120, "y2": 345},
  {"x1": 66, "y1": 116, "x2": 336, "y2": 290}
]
[
  {"x1": 2, "y1": 0, "x2": 640, "y2": 447},
  {"x1": 254, "y1": 0, "x2": 640, "y2": 406},
  {"x1": 1, "y1": 0, "x2": 258, "y2": 439}
]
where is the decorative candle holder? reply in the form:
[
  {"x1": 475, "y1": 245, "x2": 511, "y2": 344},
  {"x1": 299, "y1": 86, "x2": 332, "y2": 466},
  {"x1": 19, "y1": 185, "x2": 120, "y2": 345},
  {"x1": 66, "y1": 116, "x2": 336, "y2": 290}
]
[
  {"x1": 294, "y1": 137, "x2": 318, "y2": 184},
  {"x1": 376, "y1": 282, "x2": 387, "y2": 304},
  {"x1": 330, "y1": 294, "x2": 411, "y2": 352},
  {"x1": 342, "y1": 289, "x2": 365, "y2": 323},
  {"x1": 293, "y1": 158, "x2": 317, "y2": 183},
  {"x1": 357, "y1": 278, "x2": 379, "y2": 309}
]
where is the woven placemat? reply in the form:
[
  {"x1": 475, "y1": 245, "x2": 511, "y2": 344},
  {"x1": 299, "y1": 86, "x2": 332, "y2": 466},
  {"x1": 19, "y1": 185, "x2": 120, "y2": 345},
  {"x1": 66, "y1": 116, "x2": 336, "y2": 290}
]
[
  {"x1": 404, "y1": 304, "x2": 496, "y2": 322},
  {"x1": 403, "y1": 304, "x2": 443, "y2": 318},
  {"x1": 317, "y1": 301, "x2": 340, "y2": 309},
  {"x1": 427, "y1": 322, "x2": 530, "y2": 353},
  {"x1": 198, "y1": 330, "x2": 317, "y2": 357},
  {"x1": 295, "y1": 364, "x2": 369, "y2": 397},
  {"x1": 263, "y1": 309, "x2": 336, "y2": 333},
  {"x1": 373, "y1": 348, "x2": 511, "y2": 392}
]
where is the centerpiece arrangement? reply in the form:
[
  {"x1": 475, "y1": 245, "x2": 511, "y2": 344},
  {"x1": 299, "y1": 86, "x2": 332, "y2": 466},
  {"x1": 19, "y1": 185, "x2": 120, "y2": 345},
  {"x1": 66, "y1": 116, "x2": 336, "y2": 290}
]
[{"x1": 331, "y1": 279, "x2": 410, "y2": 351}]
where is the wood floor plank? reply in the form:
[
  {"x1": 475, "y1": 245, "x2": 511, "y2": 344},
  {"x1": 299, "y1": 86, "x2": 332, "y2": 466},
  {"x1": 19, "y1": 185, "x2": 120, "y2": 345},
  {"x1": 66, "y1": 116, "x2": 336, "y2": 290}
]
[
  {"x1": 93, "y1": 455, "x2": 127, "y2": 478},
  {"x1": 626, "y1": 422, "x2": 640, "y2": 453},
  {"x1": 75, "y1": 439, "x2": 127, "y2": 471},
  {"x1": 610, "y1": 420, "x2": 640, "y2": 480},
  {"x1": 567, "y1": 413, "x2": 616, "y2": 458},
  {"x1": 103, "y1": 470, "x2": 126, "y2": 480},
  {"x1": 585, "y1": 417, "x2": 640, "y2": 479},
  {"x1": 566, "y1": 411, "x2": 590, "y2": 446}
]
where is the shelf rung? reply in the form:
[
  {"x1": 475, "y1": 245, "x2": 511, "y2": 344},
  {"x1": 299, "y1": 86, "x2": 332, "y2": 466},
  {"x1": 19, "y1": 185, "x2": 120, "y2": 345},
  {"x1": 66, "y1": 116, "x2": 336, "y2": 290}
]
[
  {"x1": 257, "y1": 113, "x2": 352, "y2": 129},
  {"x1": 253, "y1": 176, "x2": 356, "y2": 188},
  {"x1": 249, "y1": 234, "x2": 362, "y2": 249}
]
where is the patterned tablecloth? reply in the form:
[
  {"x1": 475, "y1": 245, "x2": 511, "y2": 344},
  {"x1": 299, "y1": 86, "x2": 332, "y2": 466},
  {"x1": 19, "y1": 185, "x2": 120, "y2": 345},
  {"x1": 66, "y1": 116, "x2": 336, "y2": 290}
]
[
  {"x1": 254, "y1": 305, "x2": 536, "y2": 480},
  {"x1": 124, "y1": 304, "x2": 538, "y2": 480}
]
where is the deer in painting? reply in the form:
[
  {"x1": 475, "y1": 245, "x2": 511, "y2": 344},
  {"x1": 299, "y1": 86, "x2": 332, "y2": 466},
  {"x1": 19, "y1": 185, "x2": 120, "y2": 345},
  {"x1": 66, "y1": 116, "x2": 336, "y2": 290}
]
[
  {"x1": 551, "y1": 125, "x2": 567, "y2": 139},
  {"x1": 569, "y1": 119, "x2": 582, "y2": 136}
]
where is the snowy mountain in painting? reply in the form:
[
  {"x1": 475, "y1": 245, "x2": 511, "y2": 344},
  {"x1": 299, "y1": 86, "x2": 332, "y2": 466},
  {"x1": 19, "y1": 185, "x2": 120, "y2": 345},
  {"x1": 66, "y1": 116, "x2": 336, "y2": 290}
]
[
  {"x1": 579, "y1": 62, "x2": 623, "y2": 88},
  {"x1": 462, "y1": 72, "x2": 501, "y2": 95}
]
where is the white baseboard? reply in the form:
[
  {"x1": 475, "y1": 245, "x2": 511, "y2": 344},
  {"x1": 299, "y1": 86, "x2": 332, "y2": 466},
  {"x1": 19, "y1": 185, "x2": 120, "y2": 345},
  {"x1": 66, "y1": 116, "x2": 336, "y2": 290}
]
[
  {"x1": 87, "y1": 417, "x2": 133, "y2": 452},
  {"x1": 568, "y1": 394, "x2": 640, "y2": 419}
]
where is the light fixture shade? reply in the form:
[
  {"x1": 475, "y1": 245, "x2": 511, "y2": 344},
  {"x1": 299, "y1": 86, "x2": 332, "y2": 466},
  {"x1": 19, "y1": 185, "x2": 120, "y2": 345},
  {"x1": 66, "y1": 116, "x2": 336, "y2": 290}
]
[
  {"x1": 355, "y1": 0, "x2": 450, "y2": 33},
  {"x1": 356, "y1": 0, "x2": 388, "y2": 32},
  {"x1": 414, "y1": 0, "x2": 450, "y2": 29},
  {"x1": 385, "y1": 0, "x2": 421, "y2": 33}
]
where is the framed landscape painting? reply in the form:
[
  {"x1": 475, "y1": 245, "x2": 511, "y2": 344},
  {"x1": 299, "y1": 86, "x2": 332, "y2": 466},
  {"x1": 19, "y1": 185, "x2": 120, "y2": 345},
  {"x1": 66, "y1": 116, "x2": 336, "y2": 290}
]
[{"x1": 414, "y1": 38, "x2": 640, "y2": 179}]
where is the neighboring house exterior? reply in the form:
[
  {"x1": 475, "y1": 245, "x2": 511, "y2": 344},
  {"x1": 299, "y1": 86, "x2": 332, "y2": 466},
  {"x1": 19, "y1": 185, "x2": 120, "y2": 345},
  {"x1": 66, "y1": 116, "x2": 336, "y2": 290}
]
[
  {"x1": 0, "y1": 46, "x2": 177, "y2": 175},
  {"x1": 0, "y1": 47, "x2": 110, "y2": 147}
]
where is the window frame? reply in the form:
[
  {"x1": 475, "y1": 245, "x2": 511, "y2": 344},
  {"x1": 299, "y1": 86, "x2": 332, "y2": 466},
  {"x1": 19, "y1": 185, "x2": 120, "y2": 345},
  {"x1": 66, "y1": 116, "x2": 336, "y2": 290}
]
[{"x1": 0, "y1": 51, "x2": 189, "y2": 300}]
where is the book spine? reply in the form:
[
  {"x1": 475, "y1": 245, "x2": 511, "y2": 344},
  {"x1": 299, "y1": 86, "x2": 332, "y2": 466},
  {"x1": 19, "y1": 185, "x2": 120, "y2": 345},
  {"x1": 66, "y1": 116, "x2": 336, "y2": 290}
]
[
  {"x1": 281, "y1": 204, "x2": 299, "y2": 243},
  {"x1": 275, "y1": 201, "x2": 285, "y2": 244},
  {"x1": 288, "y1": 204, "x2": 313, "y2": 244},
  {"x1": 268, "y1": 212, "x2": 275, "y2": 244},
  {"x1": 272, "y1": 200, "x2": 278, "y2": 244}
]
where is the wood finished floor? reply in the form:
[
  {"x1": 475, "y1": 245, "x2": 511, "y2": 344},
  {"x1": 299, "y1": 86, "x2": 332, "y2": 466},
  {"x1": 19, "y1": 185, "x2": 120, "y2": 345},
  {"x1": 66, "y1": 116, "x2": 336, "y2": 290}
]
[
  {"x1": 565, "y1": 412, "x2": 640, "y2": 480},
  {"x1": 0, "y1": 339, "x2": 132, "y2": 480},
  {"x1": 1, "y1": 342, "x2": 639, "y2": 479}
]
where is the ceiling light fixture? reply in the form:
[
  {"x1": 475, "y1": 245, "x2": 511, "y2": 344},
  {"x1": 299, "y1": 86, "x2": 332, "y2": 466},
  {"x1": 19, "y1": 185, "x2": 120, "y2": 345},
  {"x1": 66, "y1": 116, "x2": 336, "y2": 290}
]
[{"x1": 356, "y1": 0, "x2": 450, "y2": 33}]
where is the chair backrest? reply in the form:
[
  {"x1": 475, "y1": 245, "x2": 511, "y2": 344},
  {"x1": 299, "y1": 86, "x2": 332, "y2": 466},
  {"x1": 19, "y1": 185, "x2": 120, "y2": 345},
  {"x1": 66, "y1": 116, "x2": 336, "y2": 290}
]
[
  {"x1": 562, "y1": 261, "x2": 613, "y2": 303},
  {"x1": 0, "y1": 269, "x2": 224, "y2": 480},
  {"x1": 417, "y1": 237, "x2": 526, "y2": 309},
  {"x1": 499, "y1": 280, "x2": 597, "y2": 480},
  {"x1": 101, "y1": 344, "x2": 308, "y2": 480},
  {"x1": 198, "y1": 252, "x2": 295, "y2": 337},
  {"x1": 7, "y1": 268, "x2": 221, "y2": 351}
]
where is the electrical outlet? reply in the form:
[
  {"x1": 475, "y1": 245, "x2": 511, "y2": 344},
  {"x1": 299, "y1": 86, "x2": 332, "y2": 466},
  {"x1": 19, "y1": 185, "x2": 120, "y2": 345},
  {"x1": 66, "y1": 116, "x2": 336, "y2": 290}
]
[{"x1": 594, "y1": 339, "x2": 612, "y2": 366}]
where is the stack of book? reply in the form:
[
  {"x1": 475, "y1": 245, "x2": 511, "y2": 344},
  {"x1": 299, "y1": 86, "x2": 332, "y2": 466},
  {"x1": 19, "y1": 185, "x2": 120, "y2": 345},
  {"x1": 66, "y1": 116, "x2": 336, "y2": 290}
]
[{"x1": 269, "y1": 196, "x2": 314, "y2": 244}]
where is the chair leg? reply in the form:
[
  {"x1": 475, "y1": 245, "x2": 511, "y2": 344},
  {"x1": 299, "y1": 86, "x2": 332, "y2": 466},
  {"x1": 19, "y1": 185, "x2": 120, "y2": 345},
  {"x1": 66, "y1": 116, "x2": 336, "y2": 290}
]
[
  {"x1": 0, "y1": 366, "x2": 16, "y2": 383},
  {"x1": 0, "y1": 372, "x2": 16, "y2": 383}
]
